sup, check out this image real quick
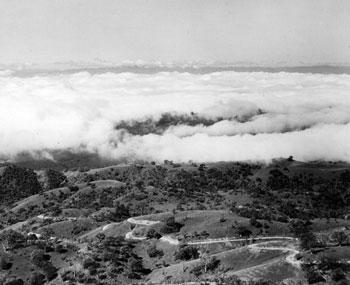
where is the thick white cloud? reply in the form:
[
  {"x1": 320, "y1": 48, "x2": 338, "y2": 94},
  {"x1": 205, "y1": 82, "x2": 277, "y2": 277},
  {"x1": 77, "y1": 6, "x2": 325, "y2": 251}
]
[{"x1": 0, "y1": 70, "x2": 350, "y2": 163}]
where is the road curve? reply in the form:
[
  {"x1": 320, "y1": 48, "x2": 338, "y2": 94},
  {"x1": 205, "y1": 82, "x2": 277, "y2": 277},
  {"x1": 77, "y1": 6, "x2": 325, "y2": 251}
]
[{"x1": 187, "y1": 236, "x2": 296, "y2": 245}]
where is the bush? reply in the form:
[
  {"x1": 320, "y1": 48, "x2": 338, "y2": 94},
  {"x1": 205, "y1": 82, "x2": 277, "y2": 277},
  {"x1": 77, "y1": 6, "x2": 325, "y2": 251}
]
[
  {"x1": 30, "y1": 250, "x2": 50, "y2": 268},
  {"x1": 146, "y1": 228, "x2": 162, "y2": 239},
  {"x1": 174, "y1": 245, "x2": 199, "y2": 261},
  {"x1": 42, "y1": 263, "x2": 58, "y2": 281},
  {"x1": 0, "y1": 230, "x2": 25, "y2": 249},
  {"x1": 235, "y1": 226, "x2": 252, "y2": 238},
  {"x1": 82, "y1": 257, "x2": 99, "y2": 271},
  {"x1": 0, "y1": 256, "x2": 12, "y2": 270},
  {"x1": 55, "y1": 244, "x2": 67, "y2": 253},
  {"x1": 300, "y1": 232, "x2": 318, "y2": 250},
  {"x1": 147, "y1": 244, "x2": 164, "y2": 258},
  {"x1": 205, "y1": 256, "x2": 220, "y2": 271},
  {"x1": 114, "y1": 202, "x2": 130, "y2": 221},
  {"x1": 29, "y1": 272, "x2": 46, "y2": 285},
  {"x1": 128, "y1": 257, "x2": 144, "y2": 272},
  {"x1": 68, "y1": 185, "x2": 79, "y2": 192},
  {"x1": 160, "y1": 216, "x2": 183, "y2": 234},
  {"x1": 250, "y1": 217, "x2": 262, "y2": 228}
]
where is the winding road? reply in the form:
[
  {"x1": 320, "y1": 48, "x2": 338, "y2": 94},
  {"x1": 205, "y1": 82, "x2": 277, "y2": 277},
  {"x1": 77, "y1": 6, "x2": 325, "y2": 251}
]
[
  {"x1": 248, "y1": 241, "x2": 301, "y2": 267},
  {"x1": 36, "y1": 213, "x2": 300, "y2": 268},
  {"x1": 123, "y1": 216, "x2": 300, "y2": 268}
]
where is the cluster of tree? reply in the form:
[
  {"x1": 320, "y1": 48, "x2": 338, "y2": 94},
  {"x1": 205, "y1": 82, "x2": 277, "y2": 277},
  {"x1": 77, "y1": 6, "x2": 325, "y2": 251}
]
[
  {"x1": 302, "y1": 255, "x2": 350, "y2": 284},
  {"x1": 38, "y1": 169, "x2": 66, "y2": 191},
  {"x1": 86, "y1": 235, "x2": 149, "y2": 281},
  {"x1": 249, "y1": 168, "x2": 350, "y2": 221},
  {"x1": 0, "y1": 165, "x2": 42, "y2": 204},
  {"x1": 30, "y1": 249, "x2": 58, "y2": 281},
  {"x1": 63, "y1": 185, "x2": 127, "y2": 210},
  {"x1": 289, "y1": 219, "x2": 318, "y2": 250},
  {"x1": 0, "y1": 230, "x2": 25, "y2": 250}
]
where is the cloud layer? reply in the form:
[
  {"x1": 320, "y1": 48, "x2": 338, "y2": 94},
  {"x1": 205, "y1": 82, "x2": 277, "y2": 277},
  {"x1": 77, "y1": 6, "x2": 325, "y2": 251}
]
[{"x1": 0, "y1": 70, "x2": 350, "y2": 163}]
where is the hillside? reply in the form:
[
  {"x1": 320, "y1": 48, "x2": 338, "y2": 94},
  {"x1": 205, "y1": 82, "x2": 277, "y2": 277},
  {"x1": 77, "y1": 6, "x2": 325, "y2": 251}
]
[
  {"x1": 0, "y1": 165, "x2": 42, "y2": 204},
  {"x1": 0, "y1": 160, "x2": 350, "y2": 284}
]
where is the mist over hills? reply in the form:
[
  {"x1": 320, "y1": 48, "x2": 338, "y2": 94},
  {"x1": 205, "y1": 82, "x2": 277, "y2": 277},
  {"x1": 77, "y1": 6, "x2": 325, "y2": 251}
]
[{"x1": 0, "y1": 69, "x2": 350, "y2": 164}]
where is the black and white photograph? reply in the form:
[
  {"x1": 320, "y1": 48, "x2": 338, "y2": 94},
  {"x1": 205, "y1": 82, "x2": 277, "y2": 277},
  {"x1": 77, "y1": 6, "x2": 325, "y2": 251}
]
[{"x1": 0, "y1": 1, "x2": 350, "y2": 284}]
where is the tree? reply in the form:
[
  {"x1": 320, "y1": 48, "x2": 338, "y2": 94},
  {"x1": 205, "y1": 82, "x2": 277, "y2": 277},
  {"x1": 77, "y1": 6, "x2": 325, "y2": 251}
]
[
  {"x1": 42, "y1": 263, "x2": 58, "y2": 281},
  {"x1": 289, "y1": 219, "x2": 317, "y2": 250},
  {"x1": 114, "y1": 202, "x2": 130, "y2": 221},
  {"x1": 299, "y1": 231, "x2": 318, "y2": 250},
  {"x1": 30, "y1": 249, "x2": 57, "y2": 280},
  {"x1": 0, "y1": 230, "x2": 25, "y2": 250},
  {"x1": 30, "y1": 250, "x2": 49, "y2": 268},
  {"x1": 267, "y1": 169, "x2": 289, "y2": 190}
]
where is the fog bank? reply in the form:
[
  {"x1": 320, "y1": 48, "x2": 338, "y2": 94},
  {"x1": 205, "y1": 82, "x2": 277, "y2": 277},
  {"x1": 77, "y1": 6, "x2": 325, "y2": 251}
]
[{"x1": 1, "y1": 70, "x2": 350, "y2": 163}]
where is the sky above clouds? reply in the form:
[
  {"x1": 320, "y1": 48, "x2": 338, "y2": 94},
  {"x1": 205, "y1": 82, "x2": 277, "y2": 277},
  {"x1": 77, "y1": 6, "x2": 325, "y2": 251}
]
[{"x1": 0, "y1": 0, "x2": 349, "y2": 66}]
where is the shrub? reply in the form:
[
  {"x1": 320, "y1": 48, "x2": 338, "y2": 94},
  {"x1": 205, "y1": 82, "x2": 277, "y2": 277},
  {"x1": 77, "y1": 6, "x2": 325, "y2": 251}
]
[
  {"x1": 235, "y1": 226, "x2": 252, "y2": 238},
  {"x1": 146, "y1": 228, "x2": 161, "y2": 239},
  {"x1": 160, "y1": 216, "x2": 183, "y2": 234},
  {"x1": 250, "y1": 217, "x2": 262, "y2": 228},
  {"x1": 68, "y1": 185, "x2": 79, "y2": 192},
  {"x1": 0, "y1": 230, "x2": 25, "y2": 249},
  {"x1": 29, "y1": 272, "x2": 46, "y2": 285},
  {"x1": 147, "y1": 244, "x2": 164, "y2": 258},
  {"x1": 55, "y1": 244, "x2": 67, "y2": 253},
  {"x1": 0, "y1": 255, "x2": 12, "y2": 270},
  {"x1": 174, "y1": 245, "x2": 199, "y2": 261},
  {"x1": 128, "y1": 257, "x2": 144, "y2": 272},
  {"x1": 42, "y1": 263, "x2": 58, "y2": 281},
  {"x1": 30, "y1": 250, "x2": 50, "y2": 268},
  {"x1": 300, "y1": 232, "x2": 318, "y2": 250},
  {"x1": 82, "y1": 257, "x2": 99, "y2": 270},
  {"x1": 205, "y1": 256, "x2": 220, "y2": 272}
]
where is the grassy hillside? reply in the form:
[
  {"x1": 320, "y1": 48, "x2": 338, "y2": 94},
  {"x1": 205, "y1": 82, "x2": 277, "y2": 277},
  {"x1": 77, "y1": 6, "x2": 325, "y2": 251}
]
[{"x1": 0, "y1": 160, "x2": 349, "y2": 284}]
